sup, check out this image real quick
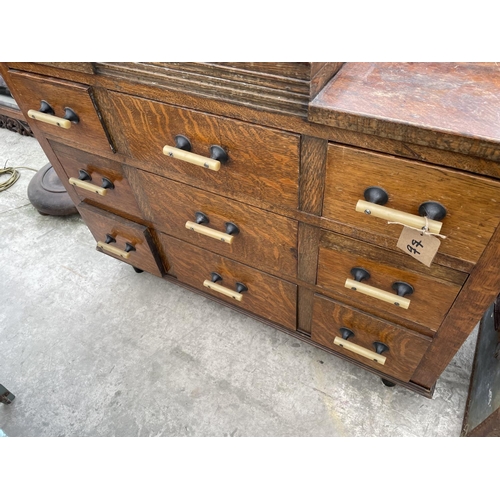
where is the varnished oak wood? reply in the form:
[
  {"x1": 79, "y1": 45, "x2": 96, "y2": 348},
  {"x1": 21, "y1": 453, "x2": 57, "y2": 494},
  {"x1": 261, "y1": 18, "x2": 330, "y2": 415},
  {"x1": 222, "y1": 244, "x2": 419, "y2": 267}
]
[{"x1": 299, "y1": 135, "x2": 327, "y2": 215}]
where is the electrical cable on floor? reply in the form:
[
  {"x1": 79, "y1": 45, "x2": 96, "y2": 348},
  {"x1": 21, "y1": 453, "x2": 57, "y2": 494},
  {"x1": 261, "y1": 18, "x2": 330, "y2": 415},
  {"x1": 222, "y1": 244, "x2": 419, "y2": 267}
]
[{"x1": 0, "y1": 160, "x2": 37, "y2": 192}]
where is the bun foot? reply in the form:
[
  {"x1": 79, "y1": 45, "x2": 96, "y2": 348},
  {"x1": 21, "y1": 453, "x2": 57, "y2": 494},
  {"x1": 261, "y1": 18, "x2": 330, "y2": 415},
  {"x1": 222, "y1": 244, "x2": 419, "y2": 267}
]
[
  {"x1": 132, "y1": 266, "x2": 144, "y2": 274},
  {"x1": 381, "y1": 378, "x2": 396, "y2": 387}
]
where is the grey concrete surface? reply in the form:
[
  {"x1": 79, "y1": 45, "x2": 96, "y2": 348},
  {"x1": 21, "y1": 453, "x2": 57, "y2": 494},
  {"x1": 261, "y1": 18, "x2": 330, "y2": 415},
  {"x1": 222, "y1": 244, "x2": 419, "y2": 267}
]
[{"x1": 0, "y1": 127, "x2": 479, "y2": 436}]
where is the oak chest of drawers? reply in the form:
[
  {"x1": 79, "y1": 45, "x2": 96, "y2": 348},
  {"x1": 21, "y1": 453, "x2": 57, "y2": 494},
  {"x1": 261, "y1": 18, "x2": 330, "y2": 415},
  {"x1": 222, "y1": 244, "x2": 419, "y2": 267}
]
[{"x1": 4, "y1": 61, "x2": 500, "y2": 397}]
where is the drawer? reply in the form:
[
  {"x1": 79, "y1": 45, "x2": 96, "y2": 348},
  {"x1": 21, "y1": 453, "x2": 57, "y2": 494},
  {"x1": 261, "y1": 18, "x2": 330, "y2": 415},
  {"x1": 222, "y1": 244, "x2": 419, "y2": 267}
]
[
  {"x1": 311, "y1": 295, "x2": 431, "y2": 382},
  {"x1": 322, "y1": 144, "x2": 500, "y2": 265},
  {"x1": 126, "y1": 167, "x2": 298, "y2": 279},
  {"x1": 8, "y1": 70, "x2": 113, "y2": 153},
  {"x1": 78, "y1": 203, "x2": 164, "y2": 277},
  {"x1": 157, "y1": 234, "x2": 297, "y2": 330},
  {"x1": 50, "y1": 142, "x2": 143, "y2": 220},
  {"x1": 109, "y1": 92, "x2": 300, "y2": 210},
  {"x1": 317, "y1": 231, "x2": 465, "y2": 332}
]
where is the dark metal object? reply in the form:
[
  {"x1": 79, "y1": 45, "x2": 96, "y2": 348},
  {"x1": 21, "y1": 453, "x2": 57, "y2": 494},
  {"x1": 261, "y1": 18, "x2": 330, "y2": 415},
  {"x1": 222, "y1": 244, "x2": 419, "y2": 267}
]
[
  {"x1": 210, "y1": 272, "x2": 223, "y2": 283},
  {"x1": 210, "y1": 145, "x2": 229, "y2": 164},
  {"x1": 340, "y1": 327, "x2": 355, "y2": 340},
  {"x1": 235, "y1": 282, "x2": 248, "y2": 294},
  {"x1": 105, "y1": 234, "x2": 116, "y2": 244},
  {"x1": 350, "y1": 267, "x2": 370, "y2": 282},
  {"x1": 0, "y1": 384, "x2": 15, "y2": 405},
  {"x1": 101, "y1": 177, "x2": 114, "y2": 190},
  {"x1": 418, "y1": 201, "x2": 447, "y2": 221},
  {"x1": 225, "y1": 222, "x2": 240, "y2": 236},
  {"x1": 195, "y1": 211, "x2": 209, "y2": 225},
  {"x1": 461, "y1": 300, "x2": 500, "y2": 436},
  {"x1": 39, "y1": 100, "x2": 55, "y2": 115},
  {"x1": 373, "y1": 341, "x2": 389, "y2": 355},
  {"x1": 63, "y1": 107, "x2": 79, "y2": 123},
  {"x1": 124, "y1": 243, "x2": 136, "y2": 253},
  {"x1": 381, "y1": 378, "x2": 396, "y2": 387},
  {"x1": 392, "y1": 281, "x2": 414, "y2": 297},
  {"x1": 175, "y1": 134, "x2": 192, "y2": 151},
  {"x1": 364, "y1": 186, "x2": 389, "y2": 205},
  {"x1": 78, "y1": 169, "x2": 91, "y2": 181}
]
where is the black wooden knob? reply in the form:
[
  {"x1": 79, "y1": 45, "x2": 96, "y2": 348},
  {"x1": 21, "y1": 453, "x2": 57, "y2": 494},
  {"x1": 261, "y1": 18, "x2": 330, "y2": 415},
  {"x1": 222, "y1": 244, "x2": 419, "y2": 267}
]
[
  {"x1": 364, "y1": 186, "x2": 389, "y2": 205},
  {"x1": 101, "y1": 177, "x2": 114, "y2": 190},
  {"x1": 39, "y1": 100, "x2": 55, "y2": 115},
  {"x1": 175, "y1": 134, "x2": 192, "y2": 151},
  {"x1": 225, "y1": 222, "x2": 240, "y2": 236},
  {"x1": 63, "y1": 107, "x2": 80, "y2": 124},
  {"x1": 211, "y1": 272, "x2": 222, "y2": 283},
  {"x1": 78, "y1": 169, "x2": 91, "y2": 181},
  {"x1": 235, "y1": 282, "x2": 248, "y2": 294},
  {"x1": 124, "y1": 243, "x2": 136, "y2": 253},
  {"x1": 195, "y1": 211, "x2": 209, "y2": 225},
  {"x1": 392, "y1": 281, "x2": 414, "y2": 297},
  {"x1": 105, "y1": 234, "x2": 116, "y2": 244},
  {"x1": 210, "y1": 145, "x2": 228, "y2": 164},
  {"x1": 351, "y1": 267, "x2": 370, "y2": 282},
  {"x1": 418, "y1": 201, "x2": 447, "y2": 221},
  {"x1": 339, "y1": 327, "x2": 354, "y2": 340},
  {"x1": 373, "y1": 341, "x2": 389, "y2": 355}
]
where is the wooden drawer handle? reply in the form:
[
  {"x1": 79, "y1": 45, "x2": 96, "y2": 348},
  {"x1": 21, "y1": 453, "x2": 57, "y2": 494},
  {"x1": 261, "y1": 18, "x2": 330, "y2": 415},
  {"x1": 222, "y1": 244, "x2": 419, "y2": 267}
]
[
  {"x1": 68, "y1": 169, "x2": 114, "y2": 196},
  {"x1": 185, "y1": 211, "x2": 240, "y2": 244},
  {"x1": 334, "y1": 336, "x2": 388, "y2": 365},
  {"x1": 97, "y1": 235, "x2": 135, "y2": 259},
  {"x1": 345, "y1": 267, "x2": 413, "y2": 309},
  {"x1": 203, "y1": 272, "x2": 248, "y2": 301},
  {"x1": 356, "y1": 186, "x2": 447, "y2": 234},
  {"x1": 27, "y1": 100, "x2": 80, "y2": 130}
]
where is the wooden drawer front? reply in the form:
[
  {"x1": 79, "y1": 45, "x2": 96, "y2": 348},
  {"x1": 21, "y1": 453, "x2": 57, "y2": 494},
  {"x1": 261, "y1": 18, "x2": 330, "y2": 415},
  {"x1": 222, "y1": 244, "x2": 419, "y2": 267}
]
[
  {"x1": 317, "y1": 231, "x2": 465, "y2": 332},
  {"x1": 8, "y1": 71, "x2": 113, "y2": 153},
  {"x1": 50, "y1": 142, "x2": 143, "y2": 220},
  {"x1": 109, "y1": 92, "x2": 300, "y2": 210},
  {"x1": 78, "y1": 203, "x2": 163, "y2": 277},
  {"x1": 127, "y1": 167, "x2": 298, "y2": 279},
  {"x1": 323, "y1": 144, "x2": 500, "y2": 265},
  {"x1": 311, "y1": 295, "x2": 431, "y2": 382},
  {"x1": 157, "y1": 234, "x2": 297, "y2": 330}
]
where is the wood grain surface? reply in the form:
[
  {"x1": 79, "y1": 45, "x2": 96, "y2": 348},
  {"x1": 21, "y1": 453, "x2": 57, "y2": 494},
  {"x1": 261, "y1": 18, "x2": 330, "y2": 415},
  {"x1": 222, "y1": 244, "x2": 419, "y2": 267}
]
[
  {"x1": 158, "y1": 234, "x2": 297, "y2": 330},
  {"x1": 109, "y1": 91, "x2": 300, "y2": 210},
  {"x1": 311, "y1": 294, "x2": 431, "y2": 382},
  {"x1": 124, "y1": 167, "x2": 298, "y2": 279},
  {"x1": 299, "y1": 135, "x2": 327, "y2": 215},
  {"x1": 78, "y1": 203, "x2": 164, "y2": 277},
  {"x1": 322, "y1": 144, "x2": 500, "y2": 265}
]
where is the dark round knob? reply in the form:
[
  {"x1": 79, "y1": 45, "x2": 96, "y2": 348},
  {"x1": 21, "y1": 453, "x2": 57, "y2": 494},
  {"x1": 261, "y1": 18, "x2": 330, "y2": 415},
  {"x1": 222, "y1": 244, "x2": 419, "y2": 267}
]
[
  {"x1": 351, "y1": 267, "x2": 370, "y2": 282},
  {"x1": 225, "y1": 222, "x2": 240, "y2": 236},
  {"x1": 235, "y1": 282, "x2": 248, "y2": 294},
  {"x1": 104, "y1": 234, "x2": 116, "y2": 244},
  {"x1": 101, "y1": 177, "x2": 114, "y2": 190},
  {"x1": 175, "y1": 134, "x2": 192, "y2": 151},
  {"x1": 195, "y1": 211, "x2": 209, "y2": 225},
  {"x1": 210, "y1": 272, "x2": 222, "y2": 283},
  {"x1": 39, "y1": 100, "x2": 55, "y2": 115},
  {"x1": 132, "y1": 266, "x2": 144, "y2": 274},
  {"x1": 78, "y1": 169, "x2": 91, "y2": 181},
  {"x1": 364, "y1": 186, "x2": 389, "y2": 205},
  {"x1": 210, "y1": 145, "x2": 228, "y2": 164},
  {"x1": 63, "y1": 107, "x2": 80, "y2": 124},
  {"x1": 392, "y1": 281, "x2": 414, "y2": 297},
  {"x1": 124, "y1": 243, "x2": 136, "y2": 253},
  {"x1": 418, "y1": 201, "x2": 447, "y2": 221},
  {"x1": 373, "y1": 341, "x2": 389, "y2": 355},
  {"x1": 339, "y1": 327, "x2": 354, "y2": 340}
]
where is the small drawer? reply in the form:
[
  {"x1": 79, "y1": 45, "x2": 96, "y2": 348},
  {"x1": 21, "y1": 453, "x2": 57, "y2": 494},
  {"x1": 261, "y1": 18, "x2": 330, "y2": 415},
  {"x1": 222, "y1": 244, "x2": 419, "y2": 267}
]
[
  {"x1": 78, "y1": 203, "x2": 164, "y2": 277},
  {"x1": 157, "y1": 234, "x2": 297, "y2": 330},
  {"x1": 126, "y1": 167, "x2": 298, "y2": 279},
  {"x1": 317, "y1": 231, "x2": 466, "y2": 332},
  {"x1": 50, "y1": 142, "x2": 143, "y2": 220},
  {"x1": 8, "y1": 70, "x2": 113, "y2": 153},
  {"x1": 311, "y1": 295, "x2": 431, "y2": 382},
  {"x1": 322, "y1": 144, "x2": 500, "y2": 265},
  {"x1": 109, "y1": 92, "x2": 300, "y2": 210}
]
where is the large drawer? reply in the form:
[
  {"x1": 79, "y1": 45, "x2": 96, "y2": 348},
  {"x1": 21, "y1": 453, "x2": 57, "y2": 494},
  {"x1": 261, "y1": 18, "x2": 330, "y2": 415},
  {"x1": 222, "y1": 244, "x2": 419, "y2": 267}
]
[
  {"x1": 78, "y1": 203, "x2": 164, "y2": 277},
  {"x1": 311, "y1": 295, "x2": 431, "y2": 382},
  {"x1": 317, "y1": 231, "x2": 465, "y2": 332},
  {"x1": 126, "y1": 167, "x2": 298, "y2": 279},
  {"x1": 109, "y1": 92, "x2": 300, "y2": 210},
  {"x1": 157, "y1": 234, "x2": 297, "y2": 330},
  {"x1": 8, "y1": 70, "x2": 113, "y2": 153},
  {"x1": 322, "y1": 144, "x2": 500, "y2": 265},
  {"x1": 50, "y1": 142, "x2": 143, "y2": 220}
]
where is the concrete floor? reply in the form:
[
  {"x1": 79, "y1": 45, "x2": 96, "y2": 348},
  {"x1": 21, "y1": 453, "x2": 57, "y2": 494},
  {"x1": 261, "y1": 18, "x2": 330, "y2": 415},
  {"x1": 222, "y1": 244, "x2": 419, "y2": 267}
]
[{"x1": 0, "y1": 127, "x2": 479, "y2": 437}]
